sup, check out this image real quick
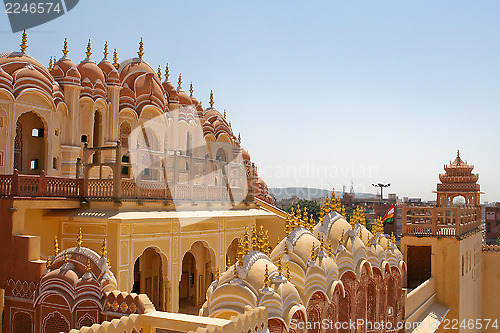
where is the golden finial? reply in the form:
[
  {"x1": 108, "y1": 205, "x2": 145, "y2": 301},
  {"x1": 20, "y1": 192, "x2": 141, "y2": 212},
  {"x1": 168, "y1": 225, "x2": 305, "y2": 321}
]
[
  {"x1": 165, "y1": 63, "x2": 169, "y2": 81},
  {"x1": 48, "y1": 57, "x2": 53, "y2": 71},
  {"x1": 285, "y1": 262, "x2": 290, "y2": 280},
  {"x1": 366, "y1": 235, "x2": 372, "y2": 247},
  {"x1": 296, "y1": 204, "x2": 302, "y2": 220},
  {"x1": 285, "y1": 215, "x2": 291, "y2": 236},
  {"x1": 62, "y1": 38, "x2": 69, "y2": 57},
  {"x1": 157, "y1": 65, "x2": 162, "y2": 81},
  {"x1": 263, "y1": 264, "x2": 270, "y2": 288},
  {"x1": 284, "y1": 240, "x2": 289, "y2": 255},
  {"x1": 113, "y1": 49, "x2": 119, "y2": 69},
  {"x1": 76, "y1": 228, "x2": 82, "y2": 247},
  {"x1": 237, "y1": 239, "x2": 244, "y2": 266},
  {"x1": 209, "y1": 90, "x2": 214, "y2": 108},
  {"x1": 263, "y1": 230, "x2": 269, "y2": 255},
  {"x1": 310, "y1": 243, "x2": 316, "y2": 261},
  {"x1": 339, "y1": 229, "x2": 345, "y2": 245},
  {"x1": 101, "y1": 238, "x2": 107, "y2": 257},
  {"x1": 244, "y1": 227, "x2": 250, "y2": 255},
  {"x1": 64, "y1": 252, "x2": 69, "y2": 263},
  {"x1": 457, "y1": 149, "x2": 460, "y2": 157},
  {"x1": 20, "y1": 29, "x2": 28, "y2": 54},
  {"x1": 189, "y1": 82, "x2": 194, "y2": 96},
  {"x1": 138, "y1": 37, "x2": 144, "y2": 60},
  {"x1": 233, "y1": 264, "x2": 239, "y2": 279},
  {"x1": 107, "y1": 258, "x2": 111, "y2": 270},
  {"x1": 277, "y1": 254, "x2": 283, "y2": 275},
  {"x1": 86, "y1": 259, "x2": 91, "y2": 272},
  {"x1": 215, "y1": 267, "x2": 220, "y2": 280},
  {"x1": 327, "y1": 240, "x2": 333, "y2": 256},
  {"x1": 319, "y1": 206, "x2": 325, "y2": 222},
  {"x1": 391, "y1": 232, "x2": 396, "y2": 244},
  {"x1": 223, "y1": 110, "x2": 227, "y2": 119},
  {"x1": 85, "y1": 39, "x2": 92, "y2": 59},
  {"x1": 46, "y1": 258, "x2": 51, "y2": 270},
  {"x1": 103, "y1": 41, "x2": 108, "y2": 59},
  {"x1": 54, "y1": 236, "x2": 59, "y2": 255},
  {"x1": 309, "y1": 213, "x2": 315, "y2": 232},
  {"x1": 325, "y1": 195, "x2": 331, "y2": 213},
  {"x1": 238, "y1": 133, "x2": 241, "y2": 144},
  {"x1": 178, "y1": 73, "x2": 182, "y2": 89},
  {"x1": 252, "y1": 225, "x2": 258, "y2": 250},
  {"x1": 226, "y1": 256, "x2": 231, "y2": 270},
  {"x1": 258, "y1": 227, "x2": 264, "y2": 252}
]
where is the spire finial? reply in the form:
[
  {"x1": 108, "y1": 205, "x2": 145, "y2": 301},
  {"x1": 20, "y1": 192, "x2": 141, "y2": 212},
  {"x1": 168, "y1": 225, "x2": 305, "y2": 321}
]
[
  {"x1": 54, "y1": 236, "x2": 59, "y2": 255},
  {"x1": 101, "y1": 239, "x2": 107, "y2": 257},
  {"x1": 215, "y1": 267, "x2": 220, "y2": 280},
  {"x1": 223, "y1": 109, "x2": 226, "y2": 119},
  {"x1": 86, "y1": 259, "x2": 91, "y2": 272},
  {"x1": 62, "y1": 38, "x2": 69, "y2": 57},
  {"x1": 233, "y1": 264, "x2": 239, "y2": 279},
  {"x1": 177, "y1": 73, "x2": 182, "y2": 89},
  {"x1": 107, "y1": 258, "x2": 111, "y2": 270},
  {"x1": 76, "y1": 228, "x2": 82, "y2": 247},
  {"x1": 157, "y1": 65, "x2": 162, "y2": 81},
  {"x1": 189, "y1": 82, "x2": 194, "y2": 97},
  {"x1": 20, "y1": 29, "x2": 28, "y2": 54},
  {"x1": 85, "y1": 39, "x2": 92, "y2": 59},
  {"x1": 64, "y1": 252, "x2": 69, "y2": 263},
  {"x1": 339, "y1": 229, "x2": 345, "y2": 245},
  {"x1": 112, "y1": 49, "x2": 119, "y2": 69},
  {"x1": 226, "y1": 256, "x2": 231, "y2": 270},
  {"x1": 165, "y1": 63, "x2": 169, "y2": 81},
  {"x1": 46, "y1": 258, "x2": 51, "y2": 270},
  {"x1": 209, "y1": 90, "x2": 214, "y2": 108},
  {"x1": 277, "y1": 254, "x2": 283, "y2": 275},
  {"x1": 238, "y1": 133, "x2": 241, "y2": 144},
  {"x1": 263, "y1": 264, "x2": 270, "y2": 288},
  {"x1": 138, "y1": 37, "x2": 144, "y2": 60},
  {"x1": 457, "y1": 149, "x2": 460, "y2": 157},
  {"x1": 285, "y1": 262, "x2": 290, "y2": 280},
  {"x1": 244, "y1": 227, "x2": 250, "y2": 255},
  {"x1": 48, "y1": 57, "x2": 53, "y2": 71},
  {"x1": 237, "y1": 238, "x2": 244, "y2": 266},
  {"x1": 103, "y1": 41, "x2": 108, "y2": 59}
]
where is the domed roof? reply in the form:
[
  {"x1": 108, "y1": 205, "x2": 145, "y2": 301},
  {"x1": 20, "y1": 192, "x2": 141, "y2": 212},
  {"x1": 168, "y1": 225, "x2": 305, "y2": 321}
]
[
  {"x1": 177, "y1": 89, "x2": 192, "y2": 105},
  {"x1": 134, "y1": 72, "x2": 165, "y2": 112},
  {"x1": 77, "y1": 59, "x2": 105, "y2": 84},
  {"x1": 119, "y1": 58, "x2": 155, "y2": 85},
  {"x1": 241, "y1": 149, "x2": 251, "y2": 163},
  {"x1": 98, "y1": 59, "x2": 120, "y2": 85},
  {"x1": 0, "y1": 67, "x2": 13, "y2": 92},
  {"x1": 0, "y1": 52, "x2": 54, "y2": 96},
  {"x1": 12, "y1": 63, "x2": 53, "y2": 97},
  {"x1": 52, "y1": 56, "x2": 81, "y2": 85}
]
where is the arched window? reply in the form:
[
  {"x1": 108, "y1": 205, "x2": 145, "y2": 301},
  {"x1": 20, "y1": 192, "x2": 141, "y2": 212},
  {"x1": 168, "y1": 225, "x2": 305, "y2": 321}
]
[{"x1": 12, "y1": 311, "x2": 32, "y2": 333}]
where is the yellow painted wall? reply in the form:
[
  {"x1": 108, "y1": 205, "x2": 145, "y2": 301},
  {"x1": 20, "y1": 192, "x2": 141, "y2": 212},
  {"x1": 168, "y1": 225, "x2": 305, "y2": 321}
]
[{"x1": 481, "y1": 250, "x2": 500, "y2": 333}]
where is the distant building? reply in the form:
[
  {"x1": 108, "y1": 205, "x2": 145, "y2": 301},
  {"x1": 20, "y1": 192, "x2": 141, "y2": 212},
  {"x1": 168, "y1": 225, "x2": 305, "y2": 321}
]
[{"x1": 485, "y1": 203, "x2": 500, "y2": 244}]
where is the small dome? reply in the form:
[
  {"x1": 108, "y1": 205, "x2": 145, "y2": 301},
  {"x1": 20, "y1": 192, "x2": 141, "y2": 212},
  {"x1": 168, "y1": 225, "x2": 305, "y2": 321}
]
[
  {"x1": 241, "y1": 149, "x2": 251, "y2": 163},
  {"x1": 12, "y1": 63, "x2": 53, "y2": 97},
  {"x1": 177, "y1": 89, "x2": 192, "y2": 105},
  {"x1": 77, "y1": 60, "x2": 106, "y2": 84},
  {"x1": 98, "y1": 60, "x2": 120, "y2": 86},
  {"x1": 119, "y1": 58, "x2": 155, "y2": 85},
  {"x1": 52, "y1": 56, "x2": 81, "y2": 86}
]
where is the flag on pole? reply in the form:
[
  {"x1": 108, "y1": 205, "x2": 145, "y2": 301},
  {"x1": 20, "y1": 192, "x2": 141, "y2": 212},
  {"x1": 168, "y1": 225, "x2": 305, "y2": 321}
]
[{"x1": 381, "y1": 204, "x2": 395, "y2": 224}]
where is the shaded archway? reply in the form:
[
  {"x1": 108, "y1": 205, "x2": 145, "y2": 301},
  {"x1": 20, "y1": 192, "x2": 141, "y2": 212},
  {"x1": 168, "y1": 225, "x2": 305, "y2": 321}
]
[
  {"x1": 306, "y1": 291, "x2": 327, "y2": 333},
  {"x1": 179, "y1": 241, "x2": 216, "y2": 315},
  {"x1": 226, "y1": 238, "x2": 239, "y2": 266},
  {"x1": 14, "y1": 111, "x2": 46, "y2": 174},
  {"x1": 216, "y1": 148, "x2": 226, "y2": 162},
  {"x1": 132, "y1": 247, "x2": 166, "y2": 311}
]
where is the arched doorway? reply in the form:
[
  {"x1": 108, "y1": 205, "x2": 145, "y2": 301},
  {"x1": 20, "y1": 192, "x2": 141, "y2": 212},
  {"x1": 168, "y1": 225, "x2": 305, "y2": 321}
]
[
  {"x1": 132, "y1": 247, "x2": 166, "y2": 311},
  {"x1": 14, "y1": 111, "x2": 46, "y2": 174},
  {"x1": 179, "y1": 241, "x2": 215, "y2": 314},
  {"x1": 216, "y1": 148, "x2": 226, "y2": 162}
]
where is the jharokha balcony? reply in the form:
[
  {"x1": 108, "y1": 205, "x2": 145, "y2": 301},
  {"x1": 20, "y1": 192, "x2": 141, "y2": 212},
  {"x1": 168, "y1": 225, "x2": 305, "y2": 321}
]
[
  {"x1": 0, "y1": 147, "x2": 254, "y2": 206},
  {"x1": 402, "y1": 204, "x2": 481, "y2": 237}
]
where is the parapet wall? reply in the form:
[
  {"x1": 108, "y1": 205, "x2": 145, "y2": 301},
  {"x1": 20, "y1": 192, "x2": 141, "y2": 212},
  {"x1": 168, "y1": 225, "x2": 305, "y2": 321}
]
[{"x1": 69, "y1": 306, "x2": 267, "y2": 333}]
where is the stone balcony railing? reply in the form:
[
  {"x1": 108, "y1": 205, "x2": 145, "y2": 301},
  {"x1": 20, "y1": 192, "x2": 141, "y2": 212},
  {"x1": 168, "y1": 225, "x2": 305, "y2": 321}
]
[{"x1": 402, "y1": 204, "x2": 481, "y2": 237}]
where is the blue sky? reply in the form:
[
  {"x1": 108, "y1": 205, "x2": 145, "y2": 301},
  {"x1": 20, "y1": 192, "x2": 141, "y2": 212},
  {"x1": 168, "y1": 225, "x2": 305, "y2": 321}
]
[{"x1": 2, "y1": 0, "x2": 500, "y2": 202}]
